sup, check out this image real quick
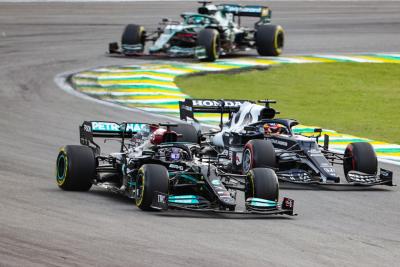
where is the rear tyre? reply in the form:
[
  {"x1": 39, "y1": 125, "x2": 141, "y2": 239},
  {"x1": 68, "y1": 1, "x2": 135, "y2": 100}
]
[
  {"x1": 197, "y1": 28, "x2": 220, "y2": 62},
  {"x1": 136, "y1": 164, "x2": 169, "y2": 211},
  {"x1": 256, "y1": 24, "x2": 284, "y2": 56},
  {"x1": 245, "y1": 168, "x2": 279, "y2": 202},
  {"x1": 56, "y1": 145, "x2": 95, "y2": 191},
  {"x1": 343, "y1": 142, "x2": 378, "y2": 176},
  {"x1": 121, "y1": 24, "x2": 145, "y2": 50},
  {"x1": 172, "y1": 123, "x2": 199, "y2": 143},
  {"x1": 242, "y1": 139, "x2": 276, "y2": 174}
]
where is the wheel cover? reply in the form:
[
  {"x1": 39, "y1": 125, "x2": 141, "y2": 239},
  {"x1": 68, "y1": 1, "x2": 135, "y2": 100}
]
[
  {"x1": 56, "y1": 153, "x2": 68, "y2": 186},
  {"x1": 212, "y1": 33, "x2": 220, "y2": 59},
  {"x1": 245, "y1": 170, "x2": 255, "y2": 199},
  {"x1": 136, "y1": 169, "x2": 145, "y2": 206},
  {"x1": 274, "y1": 26, "x2": 284, "y2": 55},
  {"x1": 243, "y1": 149, "x2": 252, "y2": 174}
]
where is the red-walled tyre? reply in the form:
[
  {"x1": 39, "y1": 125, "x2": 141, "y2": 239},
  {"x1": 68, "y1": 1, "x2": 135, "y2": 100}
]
[{"x1": 343, "y1": 142, "x2": 377, "y2": 176}]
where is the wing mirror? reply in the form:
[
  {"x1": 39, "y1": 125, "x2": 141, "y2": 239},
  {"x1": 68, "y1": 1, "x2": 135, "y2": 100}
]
[{"x1": 313, "y1": 128, "x2": 322, "y2": 143}]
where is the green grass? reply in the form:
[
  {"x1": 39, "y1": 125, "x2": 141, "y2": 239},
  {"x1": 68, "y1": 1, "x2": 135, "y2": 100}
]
[{"x1": 176, "y1": 63, "x2": 400, "y2": 144}]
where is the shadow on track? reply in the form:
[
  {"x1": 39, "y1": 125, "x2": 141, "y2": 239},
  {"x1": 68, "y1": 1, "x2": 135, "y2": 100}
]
[{"x1": 280, "y1": 183, "x2": 394, "y2": 191}]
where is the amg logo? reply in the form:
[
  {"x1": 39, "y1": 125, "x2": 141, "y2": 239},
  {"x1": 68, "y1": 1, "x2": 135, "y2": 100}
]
[
  {"x1": 169, "y1": 164, "x2": 184, "y2": 171},
  {"x1": 270, "y1": 139, "x2": 288, "y2": 147},
  {"x1": 192, "y1": 100, "x2": 244, "y2": 107}
]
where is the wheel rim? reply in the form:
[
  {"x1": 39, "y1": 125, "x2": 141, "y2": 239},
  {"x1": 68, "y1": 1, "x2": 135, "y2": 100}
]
[
  {"x1": 136, "y1": 169, "x2": 145, "y2": 206},
  {"x1": 243, "y1": 149, "x2": 252, "y2": 174},
  {"x1": 274, "y1": 27, "x2": 284, "y2": 55},
  {"x1": 56, "y1": 154, "x2": 67, "y2": 186},
  {"x1": 344, "y1": 146, "x2": 355, "y2": 175},
  {"x1": 139, "y1": 26, "x2": 145, "y2": 48},
  {"x1": 276, "y1": 31, "x2": 284, "y2": 49},
  {"x1": 245, "y1": 170, "x2": 255, "y2": 199},
  {"x1": 212, "y1": 33, "x2": 220, "y2": 59}
]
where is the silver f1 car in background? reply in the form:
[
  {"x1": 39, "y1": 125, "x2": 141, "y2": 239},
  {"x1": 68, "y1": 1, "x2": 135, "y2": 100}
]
[
  {"x1": 108, "y1": 1, "x2": 284, "y2": 61},
  {"x1": 179, "y1": 98, "x2": 395, "y2": 187}
]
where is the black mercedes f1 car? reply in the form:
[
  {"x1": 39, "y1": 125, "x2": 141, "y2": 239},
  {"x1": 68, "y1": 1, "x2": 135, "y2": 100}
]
[
  {"x1": 179, "y1": 98, "x2": 394, "y2": 187},
  {"x1": 55, "y1": 121, "x2": 295, "y2": 216}
]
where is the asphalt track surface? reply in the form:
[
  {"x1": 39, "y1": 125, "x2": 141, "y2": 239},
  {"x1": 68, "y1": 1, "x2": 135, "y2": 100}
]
[{"x1": 1, "y1": 1, "x2": 400, "y2": 266}]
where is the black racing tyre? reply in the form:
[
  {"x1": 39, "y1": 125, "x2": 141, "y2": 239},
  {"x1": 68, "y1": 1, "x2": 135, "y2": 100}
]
[
  {"x1": 197, "y1": 28, "x2": 220, "y2": 62},
  {"x1": 256, "y1": 24, "x2": 284, "y2": 56},
  {"x1": 343, "y1": 142, "x2": 378, "y2": 176},
  {"x1": 172, "y1": 123, "x2": 199, "y2": 143},
  {"x1": 245, "y1": 168, "x2": 279, "y2": 202},
  {"x1": 136, "y1": 164, "x2": 169, "y2": 211},
  {"x1": 121, "y1": 24, "x2": 145, "y2": 47},
  {"x1": 56, "y1": 145, "x2": 95, "y2": 191},
  {"x1": 242, "y1": 139, "x2": 277, "y2": 174}
]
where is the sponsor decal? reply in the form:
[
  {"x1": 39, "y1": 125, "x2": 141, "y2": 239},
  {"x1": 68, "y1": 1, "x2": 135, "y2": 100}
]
[
  {"x1": 269, "y1": 139, "x2": 288, "y2": 147},
  {"x1": 181, "y1": 104, "x2": 192, "y2": 112},
  {"x1": 235, "y1": 154, "x2": 241, "y2": 165},
  {"x1": 192, "y1": 100, "x2": 245, "y2": 108},
  {"x1": 91, "y1": 122, "x2": 147, "y2": 133},
  {"x1": 168, "y1": 195, "x2": 199, "y2": 204},
  {"x1": 222, "y1": 5, "x2": 262, "y2": 14},
  {"x1": 283, "y1": 198, "x2": 294, "y2": 209},
  {"x1": 83, "y1": 124, "x2": 91, "y2": 132},
  {"x1": 309, "y1": 149, "x2": 321, "y2": 155},
  {"x1": 157, "y1": 194, "x2": 167, "y2": 204},
  {"x1": 211, "y1": 179, "x2": 221, "y2": 185},
  {"x1": 169, "y1": 199, "x2": 199, "y2": 204},
  {"x1": 323, "y1": 167, "x2": 336, "y2": 175},
  {"x1": 222, "y1": 191, "x2": 231, "y2": 196},
  {"x1": 169, "y1": 163, "x2": 184, "y2": 171}
]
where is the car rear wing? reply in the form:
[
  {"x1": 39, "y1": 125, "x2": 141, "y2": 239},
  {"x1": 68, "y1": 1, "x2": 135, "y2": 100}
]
[
  {"x1": 79, "y1": 121, "x2": 151, "y2": 152},
  {"x1": 217, "y1": 4, "x2": 271, "y2": 18},
  {"x1": 179, "y1": 98, "x2": 253, "y2": 120},
  {"x1": 179, "y1": 98, "x2": 253, "y2": 128}
]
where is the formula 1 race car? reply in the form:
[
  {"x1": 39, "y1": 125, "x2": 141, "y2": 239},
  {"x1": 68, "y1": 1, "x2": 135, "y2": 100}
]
[
  {"x1": 108, "y1": 1, "x2": 284, "y2": 61},
  {"x1": 179, "y1": 98, "x2": 395, "y2": 187},
  {"x1": 55, "y1": 121, "x2": 295, "y2": 216}
]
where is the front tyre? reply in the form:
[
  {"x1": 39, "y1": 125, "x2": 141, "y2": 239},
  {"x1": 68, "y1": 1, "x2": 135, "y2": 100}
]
[
  {"x1": 242, "y1": 139, "x2": 276, "y2": 174},
  {"x1": 56, "y1": 145, "x2": 95, "y2": 191},
  {"x1": 136, "y1": 164, "x2": 169, "y2": 211},
  {"x1": 245, "y1": 168, "x2": 279, "y2": 202},
  {"x1": 256, "y1": 24, "x2": 284, "y2": 56},
  {"x1": 121, "y1": 24, "x2": 145, "y2": 52},
  {"x1": 343, "y1": 142, "x2": 378, "y2": 176},
  {"x1": 197, "y1": 28, "x2": 220, "y2": 62}
]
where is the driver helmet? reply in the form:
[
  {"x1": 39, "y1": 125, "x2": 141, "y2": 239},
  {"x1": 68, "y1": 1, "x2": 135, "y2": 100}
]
[
  {"x1": 188, "y1": 15, "x2": 206, "y2": 25},
  {"x1": 169, "y1": 147, "x2": 181, "y2": 161},
  {"x1": 263, "y1": 123, "x2": 284, "y2": 135}
]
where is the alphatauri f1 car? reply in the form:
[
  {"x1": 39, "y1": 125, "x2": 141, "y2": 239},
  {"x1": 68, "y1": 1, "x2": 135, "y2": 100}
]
[
  {"x1": 56, "y1": 121, "x2": 295, "y2": 215},
  {"x1": 179, "y1": 98, "x2": 394, "y2": 187},
  {"x1": 109, "y1": 1, "x2": 284, "y2": 61}
]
